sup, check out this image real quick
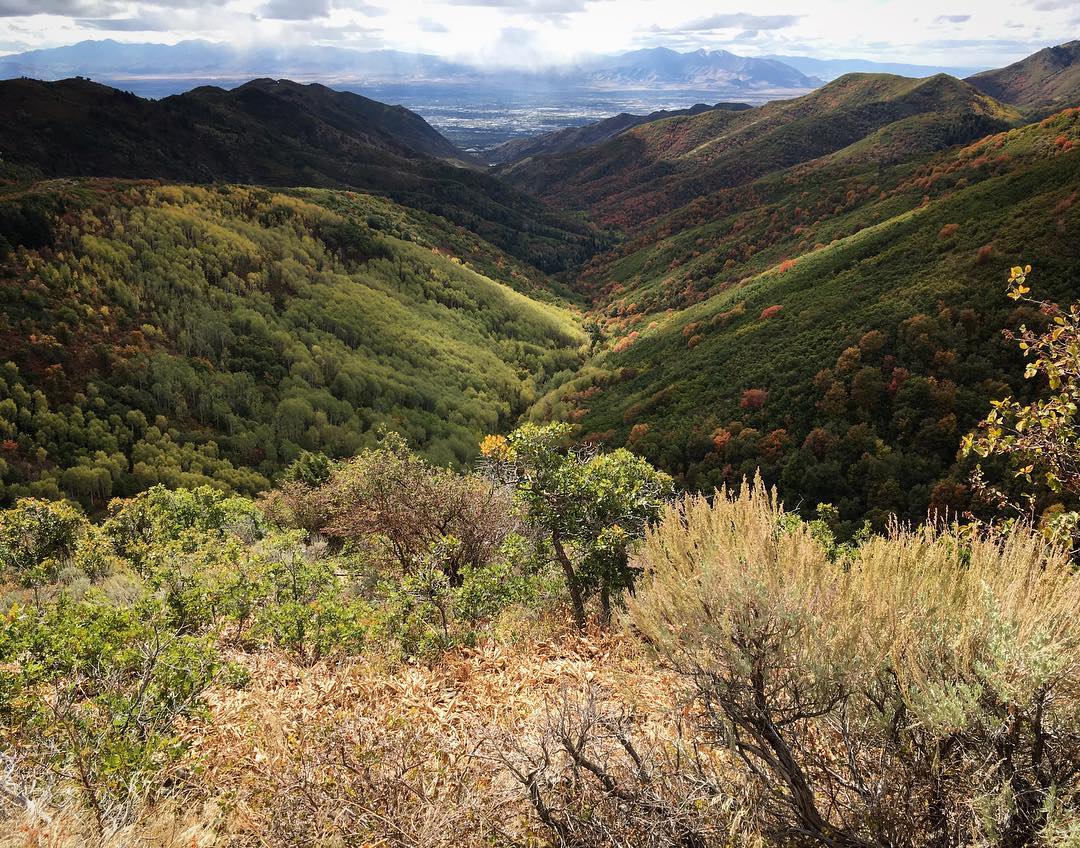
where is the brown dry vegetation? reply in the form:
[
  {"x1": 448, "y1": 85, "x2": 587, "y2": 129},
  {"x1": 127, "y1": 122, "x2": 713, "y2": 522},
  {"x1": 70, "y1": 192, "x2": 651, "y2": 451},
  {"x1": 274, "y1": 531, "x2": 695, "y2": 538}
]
[
  {"x1": 3, "y1": 625, "x2": 740, "y2": 848},
  {"x1": 3, "y1": 479, "x2": 1079, "y2": 848}
]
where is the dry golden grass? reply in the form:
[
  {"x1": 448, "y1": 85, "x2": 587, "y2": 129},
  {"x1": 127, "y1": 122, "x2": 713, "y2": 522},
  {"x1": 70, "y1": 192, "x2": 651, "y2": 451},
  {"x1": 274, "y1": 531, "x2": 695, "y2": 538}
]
[
  {"x1": 626, "y1": 480, "x2": 1080, "y2": 846},
  {"x1": 3, "y1": 620, "x2": 689, "y2": 847}
]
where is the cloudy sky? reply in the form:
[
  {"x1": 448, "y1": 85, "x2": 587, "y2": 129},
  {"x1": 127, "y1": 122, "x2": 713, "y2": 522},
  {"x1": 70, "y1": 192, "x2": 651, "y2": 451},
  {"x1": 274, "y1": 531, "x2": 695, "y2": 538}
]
[{"x1": 0, "y1": 0, "x2": 1076, "y2": 67}]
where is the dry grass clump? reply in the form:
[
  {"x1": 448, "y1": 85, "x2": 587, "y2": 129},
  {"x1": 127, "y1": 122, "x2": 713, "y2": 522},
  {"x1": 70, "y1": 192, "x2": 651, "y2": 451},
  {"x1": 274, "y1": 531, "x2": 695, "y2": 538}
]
[
  {"x1": 189, "y1": 627, "x2": 731, "y2": 847},
  {"x1": 0, "y1": 803, "x2": 221, "y2": 848},
  {"x1": 627, "y1": 480, "x2": 1080, "y2": 847}
]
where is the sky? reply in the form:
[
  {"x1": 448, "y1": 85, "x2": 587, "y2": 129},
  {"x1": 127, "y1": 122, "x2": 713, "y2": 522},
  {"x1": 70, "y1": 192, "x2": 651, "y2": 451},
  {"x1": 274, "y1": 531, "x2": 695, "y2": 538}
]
[{"x1": 0, "y1": 0, "x2": 1076, "y2": 68}]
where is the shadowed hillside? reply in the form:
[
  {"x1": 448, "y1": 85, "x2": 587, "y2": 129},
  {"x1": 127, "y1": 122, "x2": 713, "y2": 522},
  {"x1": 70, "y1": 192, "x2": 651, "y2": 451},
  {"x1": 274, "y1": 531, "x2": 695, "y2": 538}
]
[
  {"x1": 967, "y1": 40, "x2": 1080, "y2": 111},
  {"x1": 0, "y1": 77, "x2": 603, "y2": 272}
]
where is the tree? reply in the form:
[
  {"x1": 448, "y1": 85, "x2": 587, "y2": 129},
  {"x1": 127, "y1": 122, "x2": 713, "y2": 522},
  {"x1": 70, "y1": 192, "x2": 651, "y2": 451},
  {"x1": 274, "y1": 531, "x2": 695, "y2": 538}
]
[
  {"x1": 482, "y1": 423, "x2": 672, "y2": 630},
  {"x1": 308, "y1": 432, "x2": 514, "y2": 585},
  {"x1": 281, "y1": 450, "x2": 333, "y2": 487},
  {"x1": 963, "y1": 265, "x2": 1080, "y2": 547}
]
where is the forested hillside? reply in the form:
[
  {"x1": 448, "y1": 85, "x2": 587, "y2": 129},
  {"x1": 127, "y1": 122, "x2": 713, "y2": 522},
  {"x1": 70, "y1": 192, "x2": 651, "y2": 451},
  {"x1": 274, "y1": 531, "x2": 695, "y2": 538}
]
[
  {"x1": 483, "y1": 102, "x2": 751, "y2": 166},
  {"x1": 501, "y1": 73, "x2": 1020, "y2": 230},
  {"x1": 531, "y1": 107, "x2": 1080, "y2": 535},
  {"x1": 967, "y1": 40, "x2": 1080, "y2": 112},
  {"x1": 0, "y1": 77, "x2": 603, "y2": 272},
  {"x1": 0, "y1": 180, "x2": 586, "y2": 507},
  {"x1": 1, "y1": 57, "x2": 1079, "y2": 536}
]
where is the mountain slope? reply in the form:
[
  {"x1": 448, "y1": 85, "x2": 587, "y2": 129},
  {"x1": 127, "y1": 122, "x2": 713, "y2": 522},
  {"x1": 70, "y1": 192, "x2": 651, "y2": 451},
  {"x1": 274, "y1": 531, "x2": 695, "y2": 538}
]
[
  {"x1": 767, "y1": 55, "x2": 985, "y2": 82},
  {"x1": 532, "y1": 108, "x2": 1080, "y2": 536},
  {"x1": 0, "y1": 180, "x2": 586, "y2": 505},
  {"x1": 0, "y1": 77, "x2": 600, "y2": 272},
  {"x1": 483, "y1": 102, "x2": 752, "y2": 166},
  {"x1": 574, "y1": 47, "x2": 818, "y2": 89},
  {"x1": 967, "y1": 40, "x2": 1080, "y2": 111},
  {"x1": 502, "y1": 73, "x2": 1021, "y2": 232}
]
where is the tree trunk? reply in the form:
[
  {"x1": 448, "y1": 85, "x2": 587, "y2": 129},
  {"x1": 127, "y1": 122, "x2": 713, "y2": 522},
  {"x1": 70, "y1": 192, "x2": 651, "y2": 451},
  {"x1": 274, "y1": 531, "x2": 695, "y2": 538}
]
[
  {"x1": 552, "y1": 531, "x2": 586, "y2": 631},
  {"x1": 599, "y1": 584, "x2": 611, "y2": 626}
]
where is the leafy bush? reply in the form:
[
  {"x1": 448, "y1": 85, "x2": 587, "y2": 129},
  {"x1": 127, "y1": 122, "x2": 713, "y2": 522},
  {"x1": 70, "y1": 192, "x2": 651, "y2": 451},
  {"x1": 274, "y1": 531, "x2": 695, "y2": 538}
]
[
  {"x1": 964, "y1": 266, "x2": 1080, "y2": 548},
  {"x1": 104, "y1": 485, "x2": 263, "y2": 574},
  {"x1": 627, "y1": 480, "x2": 1080, "y2": 847},
  {"x1": 0, "y1": 498, "x2": 87, "y2": 588},
  {"x1": 268, "y1": 431, "x2": 518, "y2": 585},
  {"x1": 250, "y1": 532, "x2": 369, "y2": 664},
  {"x1": 1, "y1": 596, "x2": 219, "y2": 835}
]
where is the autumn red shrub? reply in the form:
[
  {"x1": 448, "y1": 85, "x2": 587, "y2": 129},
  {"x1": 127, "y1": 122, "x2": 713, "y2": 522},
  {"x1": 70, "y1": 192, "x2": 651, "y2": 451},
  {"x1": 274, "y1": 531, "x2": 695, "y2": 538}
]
[
  {"x1": 975, "y1": 244, "x2": 994, "y2": 265},
  {"x1": 759, "y1": 304, "x2": 783, "y2": 320},
  {"x1": 740, "y1": 388, "x2": 768, "y2": 411},
  {"x1": 611, "y1": 332, "x2": 639, "y2": 354},
  {"x1": 711, "y1": 428, "x2": 732, "y2": 452},
  {"x1": 627, "y1": 423, "x2": 651, "y2": 447},
  {"x1": 938, "y1": 223, "x2": 960, "y2": 240}
]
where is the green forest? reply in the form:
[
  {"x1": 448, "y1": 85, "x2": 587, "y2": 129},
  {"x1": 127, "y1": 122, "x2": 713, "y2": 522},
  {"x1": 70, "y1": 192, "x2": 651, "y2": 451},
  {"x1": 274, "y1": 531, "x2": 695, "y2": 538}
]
[
  {"x1": 0, "y1": 181, "x2": 586, "y2": 507},
  {"x1": 537, "y1": 107, "x2": 1080, "y2": 536}
]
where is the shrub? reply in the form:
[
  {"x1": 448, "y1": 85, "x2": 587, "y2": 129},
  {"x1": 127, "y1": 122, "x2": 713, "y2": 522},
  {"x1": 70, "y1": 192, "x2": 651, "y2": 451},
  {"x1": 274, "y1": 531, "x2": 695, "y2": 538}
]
[
  {"x1": 627, "y1": 480, "x2": 1080, "y2": 847},
  {"x1": 104, "y1": 485, "x2": 263, "y2": 574},
  {"x1": 0, "y1": 498, "x2": 87, "y2": 589},
  {"x1": 964, "y1": 266, "x2": 1080, "y2": 547},
  {"x1": 0, "y1": 596, "x2": 219, "y2": 835},
  {"x1": 739, "y1": 388, "x2": 768, "y2": 410},
  {"x1": 313, "y1": 432, "x2": 516, "y2": 585}
]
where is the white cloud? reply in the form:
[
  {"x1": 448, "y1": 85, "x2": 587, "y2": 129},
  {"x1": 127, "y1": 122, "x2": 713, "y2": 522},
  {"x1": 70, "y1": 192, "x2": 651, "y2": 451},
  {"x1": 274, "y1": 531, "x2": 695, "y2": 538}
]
[
  {"x1": 0, "y1": 0, "x2": 1075, "y2": 67},
  {"x1": 672, "y1": 12, "x2": 802, "y2": 32}
]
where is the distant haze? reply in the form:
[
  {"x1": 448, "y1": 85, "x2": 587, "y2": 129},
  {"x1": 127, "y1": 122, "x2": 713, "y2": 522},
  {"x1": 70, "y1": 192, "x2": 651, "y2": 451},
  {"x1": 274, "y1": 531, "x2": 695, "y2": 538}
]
[{"x1": 0, "y1": 0, "x2": 1075, "y2": 70}]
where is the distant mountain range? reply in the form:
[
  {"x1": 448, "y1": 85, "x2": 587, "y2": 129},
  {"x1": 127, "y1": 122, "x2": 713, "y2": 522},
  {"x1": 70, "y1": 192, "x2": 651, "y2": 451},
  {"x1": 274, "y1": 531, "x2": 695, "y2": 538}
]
[
  {"x1": 0, "y1": 40, "x2": 466, "y2": 84},
  {"x1": 0, "y1": 40, "x2": 819, "y2": 93},
  {"x1": 571, "y1": 47, "x2": 819, "y2": 89},
  {"x1": 765, "y1": 55, "x2": 987, "y2": 82}
]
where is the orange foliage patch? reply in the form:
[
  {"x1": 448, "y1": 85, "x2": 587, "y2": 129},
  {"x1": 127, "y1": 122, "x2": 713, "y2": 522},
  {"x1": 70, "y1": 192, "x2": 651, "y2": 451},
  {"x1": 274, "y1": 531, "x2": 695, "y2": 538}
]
[
  {"x1": 740, "y1": 388, "x2": 768, "y2": 411},
  {"x1": 611, "y1": 332, "x2": 639, "y2": 354}
]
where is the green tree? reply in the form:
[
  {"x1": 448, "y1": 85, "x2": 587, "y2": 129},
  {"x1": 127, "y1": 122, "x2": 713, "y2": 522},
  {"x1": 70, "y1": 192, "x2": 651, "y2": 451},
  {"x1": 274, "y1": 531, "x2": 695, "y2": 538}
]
[
  {"x1": 963, "y1": 265, "x2": 1080, "y2": 547},
  {"x1": 281, "y1": 450, "x2": 333, "y2": 487},
  {"x1": 482, "y1": 423, "x2": 672, "y2": 630}
]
